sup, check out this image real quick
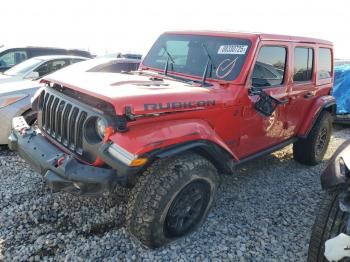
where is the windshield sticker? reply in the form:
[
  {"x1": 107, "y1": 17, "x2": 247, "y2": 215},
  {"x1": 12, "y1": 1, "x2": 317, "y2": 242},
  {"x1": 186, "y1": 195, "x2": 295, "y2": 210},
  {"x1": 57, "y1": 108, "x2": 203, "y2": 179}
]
[
  {"x1": 216, "y1": 57, "x2": 239, "y2": 79},
  {"x1": 218, "y1": 45, "x2": 248, "y2": 55}
]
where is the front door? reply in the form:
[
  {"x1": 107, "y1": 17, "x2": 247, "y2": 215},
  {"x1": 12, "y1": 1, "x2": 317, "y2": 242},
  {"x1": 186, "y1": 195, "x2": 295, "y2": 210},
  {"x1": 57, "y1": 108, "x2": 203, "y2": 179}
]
[{"x1": 236, "y1": 44, "x2": 291, "y2": 158}]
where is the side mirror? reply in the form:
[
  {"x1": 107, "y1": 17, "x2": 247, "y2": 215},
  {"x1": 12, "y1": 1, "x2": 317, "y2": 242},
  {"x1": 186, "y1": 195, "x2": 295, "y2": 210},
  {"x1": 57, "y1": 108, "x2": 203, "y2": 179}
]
[
  {"x1": 25, "y1": 71, "x2": 40, "y2": 79},
  {"x1": 248, "y1": 86, "x2": 289, "y2": 117}
]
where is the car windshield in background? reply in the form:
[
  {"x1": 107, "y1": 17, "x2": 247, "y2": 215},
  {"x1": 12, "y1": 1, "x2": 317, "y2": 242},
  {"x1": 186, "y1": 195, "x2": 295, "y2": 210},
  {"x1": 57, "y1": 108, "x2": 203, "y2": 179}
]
[
  {"x1": 4, "y1": 58, "x2": 43, "y2": 76},
  {"x1": 142, "y1": 34, "x2": 251, "y2": 81},
  {"x1": 87, "y1": 61, "x2": 140, "y2": 73}
]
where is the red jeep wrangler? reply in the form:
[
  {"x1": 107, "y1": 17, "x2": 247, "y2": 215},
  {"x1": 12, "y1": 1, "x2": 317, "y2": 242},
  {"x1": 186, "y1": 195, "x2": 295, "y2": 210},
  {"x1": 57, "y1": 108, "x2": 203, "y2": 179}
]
[{"x1": 9, "y1": 31, "x2": 335, "y2": 248}]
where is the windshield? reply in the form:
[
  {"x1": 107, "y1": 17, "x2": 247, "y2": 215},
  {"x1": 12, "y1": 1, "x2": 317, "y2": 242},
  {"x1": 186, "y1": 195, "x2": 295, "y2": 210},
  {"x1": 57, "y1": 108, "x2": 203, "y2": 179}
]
[
  {"x1": 4, "y1": 58, "x2": 43, "y2": 76},
  {"x1": 143, "y1": 34, "x2": 251, "y2": 81}
]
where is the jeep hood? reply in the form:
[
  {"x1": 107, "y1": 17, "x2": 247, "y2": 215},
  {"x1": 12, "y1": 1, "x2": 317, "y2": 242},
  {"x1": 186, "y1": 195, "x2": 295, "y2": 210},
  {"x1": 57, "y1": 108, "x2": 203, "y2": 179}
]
[{"x1": 44, "y1": 71, "x2": 225, "y2": 115}]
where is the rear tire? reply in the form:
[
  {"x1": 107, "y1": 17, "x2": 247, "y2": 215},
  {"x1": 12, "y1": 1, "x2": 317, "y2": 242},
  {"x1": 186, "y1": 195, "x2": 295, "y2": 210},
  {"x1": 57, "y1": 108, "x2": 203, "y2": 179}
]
[
  {"x1": 126, "y1": 153, "x2": 219, "y2": 248},
  {"x1": 308, "y1": 191, "x2": 349, "y2": 262},
  {"x1": 293, "y1": 111, "x2": 333, "y2": 165}
]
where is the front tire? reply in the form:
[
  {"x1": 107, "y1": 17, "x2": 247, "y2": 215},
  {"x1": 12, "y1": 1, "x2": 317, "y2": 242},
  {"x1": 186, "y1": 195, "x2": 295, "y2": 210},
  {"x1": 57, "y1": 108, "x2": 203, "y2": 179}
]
[
  {"x1": 293, "y1": 111, "x2": 333, "y2": 165},
  {"x1": 126, "y1": 153, "x2": 219, "y2": 248},
  {"x1": 308, "y1": 191, "x2": 349, "y2": 262}
]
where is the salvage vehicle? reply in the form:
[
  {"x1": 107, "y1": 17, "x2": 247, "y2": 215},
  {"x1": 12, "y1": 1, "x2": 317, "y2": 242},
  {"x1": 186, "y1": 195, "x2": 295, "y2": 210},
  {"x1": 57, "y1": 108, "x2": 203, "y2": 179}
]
[
  {"x1": 0, "y1": 56, "x2": 87, "y2": 145},
  {"x1": 308, "y1": 139, "x2": 350, "y2": 262},
  {"x1": 9, "y1": 31, "x2": 335, "y2": 248},
  {"x1": 0, "y1": 55, "x2": 88, "y2": 84},
  {"x1": 0, "y1": 46, "x2": 92, "y2": 72}
]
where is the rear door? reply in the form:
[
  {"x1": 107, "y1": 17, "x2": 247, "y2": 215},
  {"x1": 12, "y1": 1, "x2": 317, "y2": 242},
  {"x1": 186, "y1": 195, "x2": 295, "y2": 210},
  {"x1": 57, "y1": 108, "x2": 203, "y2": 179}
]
[
  {"x1": 237, "y1": 43, "x2": 292, "y2": 158},
  {"x1": 285, "y1": 45, "x2": 316, "y2": 137}
]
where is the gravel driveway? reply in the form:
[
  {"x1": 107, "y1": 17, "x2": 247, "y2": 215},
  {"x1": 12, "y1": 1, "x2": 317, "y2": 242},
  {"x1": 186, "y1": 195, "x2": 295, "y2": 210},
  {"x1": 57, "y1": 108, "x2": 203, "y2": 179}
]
[{"x1": 0, "y1": 126, "x2": 349, "y2": 261}]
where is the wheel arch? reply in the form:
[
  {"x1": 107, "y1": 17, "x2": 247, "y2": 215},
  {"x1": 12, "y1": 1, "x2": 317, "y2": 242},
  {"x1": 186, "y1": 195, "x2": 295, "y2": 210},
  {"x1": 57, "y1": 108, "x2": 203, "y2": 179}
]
[
  {"x1": 297, "y1": 95, "x2": 336, "y2": 138},
  {"x1": 146, "y1": 139, "x2": 235, "y2": 174}
]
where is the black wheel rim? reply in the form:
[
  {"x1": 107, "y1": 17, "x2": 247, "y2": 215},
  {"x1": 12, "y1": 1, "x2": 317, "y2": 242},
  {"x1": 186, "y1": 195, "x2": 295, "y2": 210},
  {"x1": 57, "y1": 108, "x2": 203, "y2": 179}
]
[
  {"x1": 164, "y1": 180, "x2": 211, "y2": 237},
  {"x1": 316, "y1": 127, "x2": 328, "y2": 157}
]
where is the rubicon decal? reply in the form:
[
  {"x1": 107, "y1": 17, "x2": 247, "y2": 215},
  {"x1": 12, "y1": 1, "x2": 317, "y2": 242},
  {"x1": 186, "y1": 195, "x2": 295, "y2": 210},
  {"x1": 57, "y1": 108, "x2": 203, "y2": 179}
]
[{"x1": 144, "y1": 100, "x2": 216, "y2": 111}]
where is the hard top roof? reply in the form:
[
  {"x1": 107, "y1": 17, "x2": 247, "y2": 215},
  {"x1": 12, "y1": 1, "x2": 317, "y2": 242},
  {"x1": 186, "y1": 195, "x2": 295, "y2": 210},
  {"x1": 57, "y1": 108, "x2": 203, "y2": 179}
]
[{"x1": 164, "y1": 30, "x2": 333, "y2": 45}]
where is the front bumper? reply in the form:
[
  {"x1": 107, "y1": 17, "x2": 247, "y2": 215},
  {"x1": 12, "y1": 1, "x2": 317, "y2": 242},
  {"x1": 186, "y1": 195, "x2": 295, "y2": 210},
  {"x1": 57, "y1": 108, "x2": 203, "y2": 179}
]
[{"x1": 8, "y1": 116, "x2": 137, "y2": 195}]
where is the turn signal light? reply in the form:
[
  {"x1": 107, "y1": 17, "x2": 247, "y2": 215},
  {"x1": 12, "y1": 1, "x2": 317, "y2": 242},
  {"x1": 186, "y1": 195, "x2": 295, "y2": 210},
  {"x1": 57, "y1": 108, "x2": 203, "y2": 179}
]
[{"x1": 129, "y1": 157, "x2": 148, "y2": 167}]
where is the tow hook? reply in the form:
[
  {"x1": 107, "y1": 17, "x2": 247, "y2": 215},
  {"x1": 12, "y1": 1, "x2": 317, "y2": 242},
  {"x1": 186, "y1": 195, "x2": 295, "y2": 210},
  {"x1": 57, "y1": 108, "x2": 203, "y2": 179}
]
[{"x1": 57, "y1": 156, "x2": 65, "y2": 167}]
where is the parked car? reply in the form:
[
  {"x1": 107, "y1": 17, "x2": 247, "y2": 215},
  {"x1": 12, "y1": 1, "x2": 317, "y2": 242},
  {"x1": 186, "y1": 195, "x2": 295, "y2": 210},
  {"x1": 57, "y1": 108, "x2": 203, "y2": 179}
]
[
  {"x1": 9, "y1": 31, "x2": 335, "y2": 248},
  {"x1": 70, "y1": 57, "x2": 141, "y2": 73},
  {"x1": 0, "y1": 46, "x2": 92, "y2": 72},
  {"x1": 100, "y1": 53, "x2": 142, "y2": 60},
  {"x1": 308, "y1": 139, "x2": 350, "y2": 262},
  {"x1": 0, "y1": 55, "x2": 88, "y2": 84},
  {"x1": 0, "y1": 56, "x2": 87, "y2": 145}
]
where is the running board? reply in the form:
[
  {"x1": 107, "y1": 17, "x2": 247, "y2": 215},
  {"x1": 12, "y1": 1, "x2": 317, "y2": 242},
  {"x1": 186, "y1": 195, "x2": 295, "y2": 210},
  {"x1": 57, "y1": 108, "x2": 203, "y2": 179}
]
[{"x1": 235, "y1": 138, "x2": 298, "y2": 167}]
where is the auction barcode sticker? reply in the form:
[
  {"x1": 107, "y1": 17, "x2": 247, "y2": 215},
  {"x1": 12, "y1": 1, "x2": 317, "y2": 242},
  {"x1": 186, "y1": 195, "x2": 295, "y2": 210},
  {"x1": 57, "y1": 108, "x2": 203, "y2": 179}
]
[{"x1": 218, "y1": 45, "x2": 248, "y2": 55}]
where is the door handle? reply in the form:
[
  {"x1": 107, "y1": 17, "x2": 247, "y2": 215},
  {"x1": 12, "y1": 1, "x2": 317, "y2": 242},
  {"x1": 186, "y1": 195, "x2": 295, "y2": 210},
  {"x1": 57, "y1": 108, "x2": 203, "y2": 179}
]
[{"x1": 304, "y1": 92, "x2": 315, "y2": 99}]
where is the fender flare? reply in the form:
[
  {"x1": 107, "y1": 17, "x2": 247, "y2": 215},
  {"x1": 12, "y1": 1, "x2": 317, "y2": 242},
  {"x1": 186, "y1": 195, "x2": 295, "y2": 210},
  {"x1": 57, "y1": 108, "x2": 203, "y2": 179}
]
[
  {"x1": 108, "y1": 119, "x2": 238, "y2": 173},
  {"x1": 297, "y1": 95, "x2": 336, "y2": 138},
  {"x1": 147, "y1": 139, "x2": 235, "y2": 173}
]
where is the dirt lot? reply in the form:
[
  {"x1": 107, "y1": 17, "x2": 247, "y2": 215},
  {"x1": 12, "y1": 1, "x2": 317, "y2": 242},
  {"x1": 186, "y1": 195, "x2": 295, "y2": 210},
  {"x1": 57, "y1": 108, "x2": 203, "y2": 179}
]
[{"x1": 0, "y1": 125, "x2": 349, "y2": 261}]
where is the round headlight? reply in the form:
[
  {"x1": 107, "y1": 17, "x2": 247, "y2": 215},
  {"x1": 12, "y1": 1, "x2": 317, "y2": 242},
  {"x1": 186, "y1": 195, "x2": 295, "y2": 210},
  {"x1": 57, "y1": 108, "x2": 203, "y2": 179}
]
[{"x1": 96, "y1": 118, "x2": 108, "y2": 139}]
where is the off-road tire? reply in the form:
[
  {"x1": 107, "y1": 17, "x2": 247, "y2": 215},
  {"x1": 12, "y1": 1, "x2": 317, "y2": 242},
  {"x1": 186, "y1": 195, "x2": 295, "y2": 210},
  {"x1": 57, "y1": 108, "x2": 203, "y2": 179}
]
[
  {"x1": 126, "y1": 153, "x2": 220, "y2": 248},
  {"x1": 293, "y1": 111, "x2": 333, "y2": 165},
  {"x1": 23, "y1": 110, "x2": 37, "y2": 126},
  {"x1": 308, "y1": 191, "x2": 349, "y2": 262}
]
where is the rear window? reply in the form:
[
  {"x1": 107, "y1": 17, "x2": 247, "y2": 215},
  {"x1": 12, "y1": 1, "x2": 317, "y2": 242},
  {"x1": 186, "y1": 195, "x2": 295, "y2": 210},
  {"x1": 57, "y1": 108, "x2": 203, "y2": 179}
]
[
  {"x1": 318, "y1": 48, "x2": 332, "y2": 79},
  {"x1": 293, "y1": 47, "x2": 314, "y2": 82},
  {"x1": 143, "y1": 34, "x2": 252, "y2": 81},
  {"x1": 252, "y1": 46, "x2": 286, "y2": 87}
]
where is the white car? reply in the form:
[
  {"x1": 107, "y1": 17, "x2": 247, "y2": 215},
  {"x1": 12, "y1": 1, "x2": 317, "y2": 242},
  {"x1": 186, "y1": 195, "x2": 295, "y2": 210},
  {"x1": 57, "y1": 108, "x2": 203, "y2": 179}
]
[
  {"x1": 0, "y1": 55, "x2": 88, "y2": 145},
  {"x1": 0, "y1": 55, "x2": 88, "y2": 84}
]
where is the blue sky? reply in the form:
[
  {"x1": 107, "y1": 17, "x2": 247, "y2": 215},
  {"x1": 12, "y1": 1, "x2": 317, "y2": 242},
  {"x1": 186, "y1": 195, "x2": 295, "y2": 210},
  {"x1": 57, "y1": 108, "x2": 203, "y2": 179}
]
[{"x1": 2, "y1": 0, "x2": 349, "y2": 58}]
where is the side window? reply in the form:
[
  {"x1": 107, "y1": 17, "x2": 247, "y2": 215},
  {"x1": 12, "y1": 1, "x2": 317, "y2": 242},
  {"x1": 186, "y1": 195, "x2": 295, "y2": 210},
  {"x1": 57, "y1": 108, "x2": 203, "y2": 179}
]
[
  {"x1": 34, "y1": 59, "x2": 69, "y2": 77},
  {"x1": 252, "y1": 46, "x2": 286, "y2": 87},
  {"x1": 318, "y1": 48, "x2": 332, "y2": 79},
  {"x1": 70, "y1": 59, "x2": 84, "y2": 64},
  {"x1": 49, "y1": 59, "x2": 69, "y2": 72},
  {"x1": 293, "y1": 47, "x2": 314, "y2": 82},
  {"x1": 34, "y1": 62, "x2": 50, "y2": 77},
  {"x1": 0, "y1": 50, "x2": 28, "y2": 67}
]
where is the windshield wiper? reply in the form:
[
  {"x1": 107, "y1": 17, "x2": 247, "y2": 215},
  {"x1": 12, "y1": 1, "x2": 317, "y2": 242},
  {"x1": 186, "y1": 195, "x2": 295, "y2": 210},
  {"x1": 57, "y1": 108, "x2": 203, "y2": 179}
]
[
  {"x1": 201, "y1": 43, "x2": 214, "y2": 86},
  {"x1": 162, "y1": 46, "x2": 175, "y2": 76}
]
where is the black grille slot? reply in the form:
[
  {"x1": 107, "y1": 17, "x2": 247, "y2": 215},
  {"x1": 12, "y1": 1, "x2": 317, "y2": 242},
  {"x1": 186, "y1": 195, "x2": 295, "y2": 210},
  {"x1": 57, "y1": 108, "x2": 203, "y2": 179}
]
[
  {"x1": 40, "y1": 91, "x2": 87, "y2": 155},
  {"x1": 55, "y1": 101, "x2": 65, "y2": 141},
  {"x1": 68, "y1": 107, "x2": 79, "y2": 150},
  {"x1": 41, "y1": 92, "x2": 50, "y2": 127},
  {"x1": 61, "y1": 104, "x2": 72, "y2": 146},
  {"x1": 50, "y1": 98, "x2": 60, "y2": 137},
  {"x1": 75, "y1": 112, "x2": 87, "y2": 153}
]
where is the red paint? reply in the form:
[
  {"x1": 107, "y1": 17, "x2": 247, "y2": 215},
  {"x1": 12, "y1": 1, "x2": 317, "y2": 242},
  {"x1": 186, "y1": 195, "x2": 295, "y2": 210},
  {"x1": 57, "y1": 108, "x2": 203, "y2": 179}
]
[
  {"x1": 57, "y1": 156, "x2": 65, "y2": 166},
  {"x1": 42, "y1": 31, "x2": 334, "y2": 162}
]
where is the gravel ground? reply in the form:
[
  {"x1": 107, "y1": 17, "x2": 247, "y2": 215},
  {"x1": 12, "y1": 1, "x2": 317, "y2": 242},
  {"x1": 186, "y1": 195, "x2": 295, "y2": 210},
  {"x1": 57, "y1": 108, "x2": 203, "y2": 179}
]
[{"x1": 0, "y1": 125, "x2": 349, "y2": 261}]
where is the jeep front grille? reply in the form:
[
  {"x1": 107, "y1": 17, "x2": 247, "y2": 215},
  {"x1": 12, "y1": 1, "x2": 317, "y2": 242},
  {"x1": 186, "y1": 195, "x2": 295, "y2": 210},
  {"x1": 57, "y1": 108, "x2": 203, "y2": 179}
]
[{"x1": 40, "y1": 91, "x2": 88, "y2": 155}]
